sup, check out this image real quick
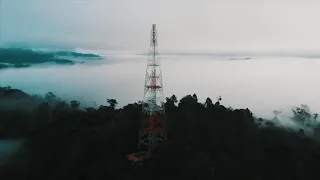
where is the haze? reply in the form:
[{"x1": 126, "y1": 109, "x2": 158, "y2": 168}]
[
  {"x1": 2, "y1": 0, "x2": 320, "y2": 54},
  {"x1": 2, "y1": 0, "x2": 320, "y2": 121}
]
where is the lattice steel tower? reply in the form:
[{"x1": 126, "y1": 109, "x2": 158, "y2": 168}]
[{"x1": 138, "y1": 24, "x2": 166, "y2": 152}]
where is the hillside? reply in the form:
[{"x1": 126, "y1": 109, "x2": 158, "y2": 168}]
[
  {"x1": 0, "y1": 48, "x2": 102, "y2": 69},
  {"x1": 0, "y1": 87, "x2": 319, "y2": 179}
]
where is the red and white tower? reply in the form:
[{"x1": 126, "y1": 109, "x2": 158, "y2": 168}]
[{"x1": 138, "y1": 24, "x2": 166, "y2": 152}]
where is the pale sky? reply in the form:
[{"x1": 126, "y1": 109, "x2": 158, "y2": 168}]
[{"x1": 1, "y1": 0, "x2": 320, "y2": 54}]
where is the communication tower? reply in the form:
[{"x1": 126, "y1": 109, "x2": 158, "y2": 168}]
[
  {"x1": 138, "y1": 24, "x2": 166, "y2": 152},
  {"x1": 127, "y1": 24, "x2": 166, "y2": 165}
]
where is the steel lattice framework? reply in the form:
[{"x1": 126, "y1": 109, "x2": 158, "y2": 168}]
[{"x1": 138, "y1": 24, "x2": 166, "y2": 152}]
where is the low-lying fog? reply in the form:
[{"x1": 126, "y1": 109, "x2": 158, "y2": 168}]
[{"x1": 1, "y1": 54, "x2": 320, "y2": 120}]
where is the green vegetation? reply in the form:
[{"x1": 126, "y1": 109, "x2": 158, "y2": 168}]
[
  {"x1": 0, "y1": 48, "x2": 74, "y2": 65},
  {"x1": 0, "y1": 64, "x2": 8, "y2": 69},
  {"x1": 0, "y1": 63, "x2": 32, "y2": 69},
  {"x1": 0, "y1": 87, "x2": 320, "y2": 179},
  {"x1": 0, "y1": 48, "x2": 102, "y2": 69},
  {"x1": 54, "y1": 51, "x2": 101, "y2": 58}
]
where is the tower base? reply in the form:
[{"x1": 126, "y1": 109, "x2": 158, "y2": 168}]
[{"x1": 138, "y1": 130, "x2": 166, "y2": 152}]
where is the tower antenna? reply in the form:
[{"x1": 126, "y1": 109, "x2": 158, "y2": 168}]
[
  {"x1": 139, "y1": 24, "x2": 166, "y2": 152},
  {"x1": 127, "y1": 24, "x2": 166, "y2": 165}
]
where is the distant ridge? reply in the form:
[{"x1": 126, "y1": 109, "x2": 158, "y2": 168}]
[{"x1": 0, "y1": 48, "x2": 102, "y2": 69}]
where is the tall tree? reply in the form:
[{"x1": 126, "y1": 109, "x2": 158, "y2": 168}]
[{"x1": 107, "y1": 99, "x2": 118, "y2": 109}]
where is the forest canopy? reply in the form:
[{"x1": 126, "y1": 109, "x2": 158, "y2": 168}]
[{"x1": 0, "y1": 86, "x2": 320, "y2": 180}]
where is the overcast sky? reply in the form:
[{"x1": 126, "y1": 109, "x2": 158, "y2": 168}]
[{"x1": 1, "y1": 0, "x2": 320, "y2": 54}]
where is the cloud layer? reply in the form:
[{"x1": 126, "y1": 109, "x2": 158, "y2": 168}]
[{"x1": 1, "y1": 0, "x2": 320, "y2": 54}]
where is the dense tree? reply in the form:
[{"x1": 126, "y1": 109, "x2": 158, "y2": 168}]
[
  {"x1": 292, "y1": 104, "x2": 312, "y2": 125},
  {"x1": 215, "y1": 95, "x2": 222, "y2": 106},
  {"x1": 70, "y1": 100, "x2": 80, "y2": 109},
  {"x1": 165, "y1": 94, "x2": 178, "y2": 111},
  {"x1": 44, "y1": 92, "x2": 57, "y2": 103},
  {"x1": 0, "y1": 88, "x2": 320, "y2": 180},
  {"x1": 314, "y1": 113, "x2": 318, "y2": 123},
  {"x1": 107, "y1": 99, "x2": 118, "y2": 109},
  {"x1": 204, "y1": 97, "x2": 213, "y2": 107}
]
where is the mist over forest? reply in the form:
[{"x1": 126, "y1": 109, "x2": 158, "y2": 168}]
[
  {"x1": 0, "y1": 85, "x2": 320, "y2": 179},
  {"x1": 2, "y1": 1, "x2": 320, "y2": 179},
  {"x1": 1, "y1": 45, "x2": 320, "y2": 180}
]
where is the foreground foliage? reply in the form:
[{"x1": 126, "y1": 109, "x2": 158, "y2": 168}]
[{"x1": 0, "y1": 88, "x2": 320, "y2": 180}]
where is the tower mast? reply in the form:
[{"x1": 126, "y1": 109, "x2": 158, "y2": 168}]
[{"x1": 138, "y1": 24, "x2": 166, "y2": 152}]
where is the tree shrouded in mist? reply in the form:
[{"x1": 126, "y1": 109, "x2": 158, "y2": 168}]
[
  {"x1": 1, "y1": 87, "x2": 320, "y2": 180},
  {"x1": 107, "y1": 99, "x2": 117, "y2": 109},
  {"x1": 292, "y1": 104, "x2": 312, "y2": 125}
]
